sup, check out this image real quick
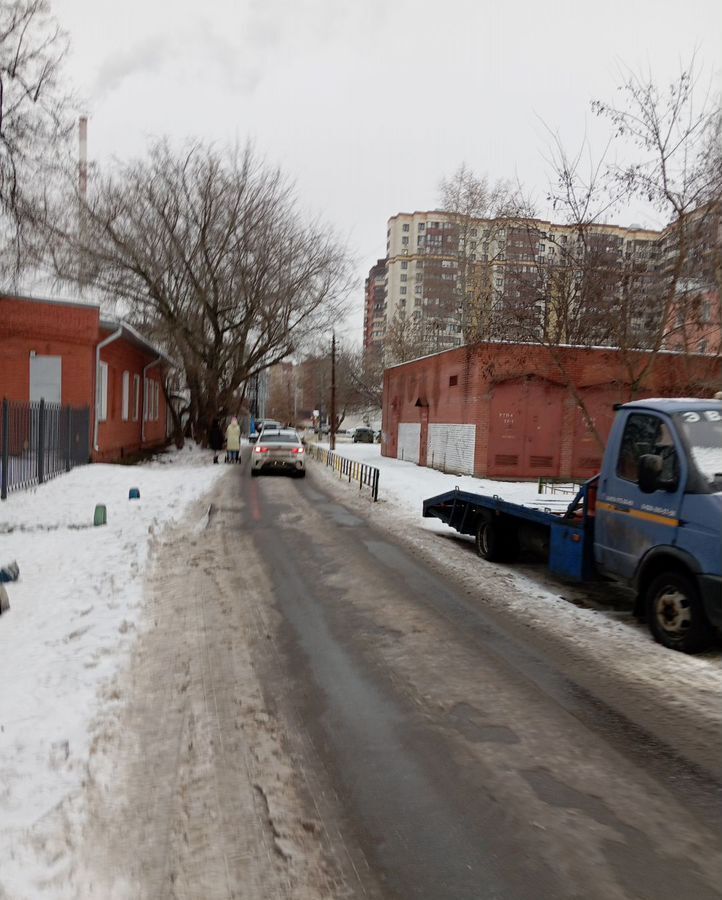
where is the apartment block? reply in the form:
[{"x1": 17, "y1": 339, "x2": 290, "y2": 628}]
[
  {"x1": 378, "y1": 211, "x2": 666, "y2": 358},
  {"x1": 363, "y1": 258, "x2": 387, "y2": 356}
]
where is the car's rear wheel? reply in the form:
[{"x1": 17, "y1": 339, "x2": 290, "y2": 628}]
[
  {"x1": 296, "y1": 470, "x2": 306, "y2": 479},
  {"x1": 646, "y1": 571, "x2": 713, "y2": 653},
  {"x1": 250, "y1": 468, "x2": 259, "y2": 477}
]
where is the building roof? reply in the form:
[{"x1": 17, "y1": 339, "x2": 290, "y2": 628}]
[
  {"x1": 100, "y1": 318, "x2": 177, "y2": 367},
  {"x1": 1, "y1": 291, "x2": 100, "y2": 312}
]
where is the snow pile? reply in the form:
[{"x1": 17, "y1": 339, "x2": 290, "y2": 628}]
[
  {"x1": 322, "y1": 441, "x2": 573, "y2": 521},
  {"x1": 0, "y1": 444, "x2": 225, "y2": 896}
]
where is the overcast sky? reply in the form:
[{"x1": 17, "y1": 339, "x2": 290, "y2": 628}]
[{"x1": 54, "y1": 0, "x2": 721, "y2": 342}]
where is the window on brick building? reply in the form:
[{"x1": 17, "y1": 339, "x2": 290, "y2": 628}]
[
  {"x1": 401, "y1": 260, "x2": 408, "y2": 269},
  {"x1": 449, "y1": 375, "x2": 458, "y2": 386},
  {"x1": 402, "y1": 223, "x2": 409, "y2": 232},
  {"x1": 143, "y1": 378, "x2": 154, "y2": 422},
  {"x1": 97, "y1": 362, "x2": 108, "y2": 422},
  {"x1": 121, "y1": 371, "x2": 130, "y2": 421},
  {"x1": 133, "y1": 375, "x2": 140, "y2": 421}
]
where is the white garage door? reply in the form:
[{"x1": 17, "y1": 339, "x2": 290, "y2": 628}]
[
  {"x1": 427, "y1": 423, "x2": 476, "y2": 475},
  {"x1": 397, "y1": 423, "x2": 421, "y2": 464}
]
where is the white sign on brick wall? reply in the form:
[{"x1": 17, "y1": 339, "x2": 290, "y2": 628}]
[
  {"x1": 427, "y1": 423, "x2": 476, "y2": 474},
  {"x1": 397, "y1": 422, "x2": 421, "y2": 464}
]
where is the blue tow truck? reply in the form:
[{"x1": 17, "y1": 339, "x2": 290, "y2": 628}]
[{"x1": 423, "y1": 398, "x2": 722, "y2": 653}]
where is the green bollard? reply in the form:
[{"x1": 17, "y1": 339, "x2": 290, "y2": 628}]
[{"x1": 94, "y1": 504, "x2": 107, "y2": 526}]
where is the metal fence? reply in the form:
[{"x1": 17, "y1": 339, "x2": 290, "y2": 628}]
[
  {"x1": 537, "y1": 476, "x2": 586, "y2": 496},
  {"x1": 1, "y1": 399, "x2": 90, "y2": 499},
  {"x1": 306, "y1": 443, "x2": 380, "y2": 501}
]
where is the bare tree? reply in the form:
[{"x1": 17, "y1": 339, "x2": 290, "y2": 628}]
[
  {"x1": 591, "y1": 58, "x2": 722, "y2": 381},
  {"x1": 439, "y1": 162, "x2": 531, "y2": 342},
  {"x1": 0, "y1": 0, "x2": 71, "y2": 278},
  {"x1": 347, "y1": 344, "x2": 384, "y2": 412},
  {"x1": 45, "y1": 140, "x2": 354, "y2": 441},
  {"x1": 489, "y1": 62, "x2": 722, "y2": 448},
  {"x1": 384, "y1": 310, "x2": 427, "y2": 364}
]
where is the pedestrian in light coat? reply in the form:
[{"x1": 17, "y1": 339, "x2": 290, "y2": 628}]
[{"x1": 225, "y1": 417, "x2": 241, "y2": 463}]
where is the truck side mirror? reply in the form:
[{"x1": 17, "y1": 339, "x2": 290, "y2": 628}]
[{"x1": 638, "y1": 454, "x2": 663, "y2": 493}]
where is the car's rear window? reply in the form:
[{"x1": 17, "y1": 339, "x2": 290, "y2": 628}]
[{"x1": 259, "y1": 434, "x2": 299, "y2": 444}]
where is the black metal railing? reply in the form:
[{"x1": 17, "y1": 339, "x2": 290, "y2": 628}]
[
  {"x1": 306, "y1": 443, "x2": 380, "y2": 501},
  {"x1": 1, "y1": 399, "x2": 90, "y2": 499}
]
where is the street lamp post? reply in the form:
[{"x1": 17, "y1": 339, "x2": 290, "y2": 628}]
[{"x1": 330, "y1": 332, "x2": 336, "y2": 451}]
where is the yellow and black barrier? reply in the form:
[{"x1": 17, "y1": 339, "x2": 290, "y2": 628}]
[{"x1": 305, "y1": 444, "x2": 380, "y2": 501}]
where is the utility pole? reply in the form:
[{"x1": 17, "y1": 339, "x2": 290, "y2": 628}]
[{"x1": 330, "y1": 332, "x2": 336, "y2": 451}]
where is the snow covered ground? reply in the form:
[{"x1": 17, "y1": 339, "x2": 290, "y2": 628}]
[
  {"x1": 323, "y1": 439, "x2": 575, "y2": 520},
  {"x1": 1, "y1": 438, "x2": 719, "y2": 896},
  {"x1": 0, "y1": 445, "x2": 226, "y2": 898}
]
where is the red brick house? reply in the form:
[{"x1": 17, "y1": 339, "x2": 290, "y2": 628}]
[
  {"x1": 1, "y1": 293, "x2": 174, "y2": 462},
  {"x1": 382, "y1": 341, "x2": 722, "y2": 481}
]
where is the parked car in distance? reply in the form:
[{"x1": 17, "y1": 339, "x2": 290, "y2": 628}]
[
  {"x1": 353, "y1": 427, "x2": 375, "y2": 444},
  {"x1": 251, "y1": 429, "x2": 306, "y2": 478},
  {"x1": 249, "y1": 418, "x2": 283, "y2": 443}
]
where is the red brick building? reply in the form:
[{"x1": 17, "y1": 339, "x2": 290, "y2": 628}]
[
  {"x1": 1, "y1": 294, "x2": 174, "y2": 462},
  {"x1": 382, "y1": 342, "x2": 722, "y2": 480}
]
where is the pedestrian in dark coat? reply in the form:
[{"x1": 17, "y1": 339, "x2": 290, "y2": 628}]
[{"x1": 209, "y1": 418, "x2": 224, "y2": 463}]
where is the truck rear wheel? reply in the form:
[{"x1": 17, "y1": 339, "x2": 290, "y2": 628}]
[
  {"x1": 475, "y1": 519, "x2": 519, "y2": 563},
  {"x1": 646, "y1": 571, "x2": 713, "y2": 653}
]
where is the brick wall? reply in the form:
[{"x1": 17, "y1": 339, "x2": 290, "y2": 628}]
[
  {"x1": 383, "y1": 342, "x2": 722, "y2": 480},
  {"x1": 1, "y1": 296, "x2": 169, "y2": 463},
  {"x1": 0, "y1": 295, "x2": 98, "y2": 407},
  {"x1": 95, "y1": 334, "x2": 168, "y2": 461}
]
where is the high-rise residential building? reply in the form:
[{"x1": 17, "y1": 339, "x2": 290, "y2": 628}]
[
  {"x1": 363, "y1": 258, "x2": 387, "y2": 357},
  {"x1": 379, "y1": 210, "x2": 664, "y2": 360}
]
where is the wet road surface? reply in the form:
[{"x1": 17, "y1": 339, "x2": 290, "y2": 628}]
[{"x1": 237, "y1": 460, "x2": 722, "y2": 900}]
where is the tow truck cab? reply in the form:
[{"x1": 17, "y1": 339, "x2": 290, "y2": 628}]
[{"x1": 595, "y1": 398, "x2": 722, "y2": 651}]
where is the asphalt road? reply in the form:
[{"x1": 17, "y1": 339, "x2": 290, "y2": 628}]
[{"x1": 238, "y1": 458, "x2": 722, "y2": 900}]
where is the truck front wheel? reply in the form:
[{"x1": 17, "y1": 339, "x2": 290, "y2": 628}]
[{"x1": 646, "y1": 571, "x2": 713, "y2": 653}]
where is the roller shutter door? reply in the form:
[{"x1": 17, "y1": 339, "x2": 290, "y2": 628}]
[{"x1": 427, "y1": 423, "x2": 475, "y2": 475}]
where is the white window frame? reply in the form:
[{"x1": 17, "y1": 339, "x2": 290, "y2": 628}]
[
  {"x1": 143, "y1": 378, "x2": 150, "y2": 422},
  {"x1": 133, "y1": 374, "x2": 140, "y2": 421},
  {"x1": 154, "y1": 381, "x2": 160, "y2": 420},
  {"x1": 97, "y1": 361, "x2": 108, "y2": 422},
  {"x1": 121, "y1": 371, "x2": 130, "y2": 421}
]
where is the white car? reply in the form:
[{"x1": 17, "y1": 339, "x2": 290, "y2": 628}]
[{"x1": 250, "y1": 429, "x2": 306, "y2": 478}]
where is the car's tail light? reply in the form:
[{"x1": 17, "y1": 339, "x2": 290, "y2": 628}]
[
  {"x1": 292, "y1": 447, "x2": 304, "y2": 454},
  {"x1": 254, "y1": 446, "x2": 270, "y2": 454}
]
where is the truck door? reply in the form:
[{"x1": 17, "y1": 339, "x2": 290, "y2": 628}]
[{"x1": 595, "y1": 411, "x2": 686, "y2": 579}]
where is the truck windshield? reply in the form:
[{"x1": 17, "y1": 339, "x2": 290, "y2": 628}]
[{"x1": 675, "y1": 410, "x2": 722, "y2": 491}]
